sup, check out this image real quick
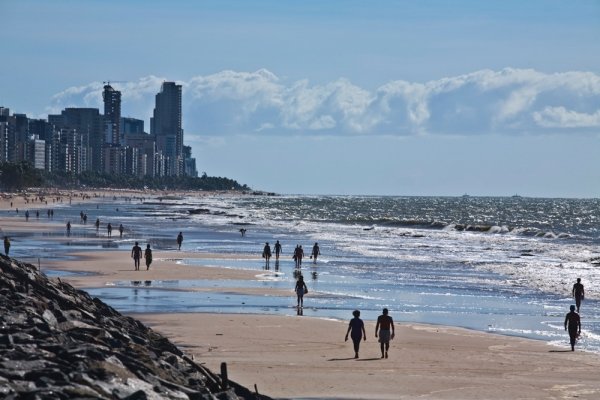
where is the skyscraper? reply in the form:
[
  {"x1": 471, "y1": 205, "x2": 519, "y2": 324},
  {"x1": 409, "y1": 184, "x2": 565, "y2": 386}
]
[
  {"x1": 103, "y1": 83, "x2": 121, "y2": 145},
  {"x1": 49, "y1": 108, "x2": 103, "y2": 171},
  {"x1": 150, "y1": 82, "x2": 183, "y2": 176}
]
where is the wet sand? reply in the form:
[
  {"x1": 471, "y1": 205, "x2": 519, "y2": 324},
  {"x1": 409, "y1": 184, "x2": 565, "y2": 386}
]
[{"x1": 2, "y1": 193, "x2": 600, "y2": 399}]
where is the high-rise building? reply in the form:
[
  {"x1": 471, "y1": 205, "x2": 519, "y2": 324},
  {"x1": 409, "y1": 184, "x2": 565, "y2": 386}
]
[
  {"x1": 151, "y1": 82, "x2": 183, "y2": 176},
  {"x1": 103, "y1": 84, "x2": 121, "y2": 146},
  {"x1": 49, "y1": 108, "x2": 103, "y2": 172},
  {"x1": 0, "y1": 108, "x2": 9, "y2": 163},
  {"x1": 125, "y1": 133, "x2": 156, "y2": 177},
  {"x1": 183, "y1": 145, "x2": 198, "y2": 177},
  {"x1": 28, "y1": 135, "x2": 46, "y2": 170}
]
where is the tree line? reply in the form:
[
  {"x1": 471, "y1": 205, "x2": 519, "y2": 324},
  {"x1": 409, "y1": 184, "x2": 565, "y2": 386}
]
[{"x1": 0, "y1": 162, "x2": 250, "y2": 192}]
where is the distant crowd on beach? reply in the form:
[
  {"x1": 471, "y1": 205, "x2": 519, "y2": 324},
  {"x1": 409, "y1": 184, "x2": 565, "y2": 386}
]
[
  {"x1": 0, "y1": 191, "x2": 590, "y2": 355},
  {"x1": 261, "y1": 240, "x2": 321, "y2": 269}
]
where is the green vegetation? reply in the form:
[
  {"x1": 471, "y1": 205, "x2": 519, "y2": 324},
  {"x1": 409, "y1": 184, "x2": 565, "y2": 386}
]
[{"x1": 0, "y1": 162, "x2": 250, "y2": 192}]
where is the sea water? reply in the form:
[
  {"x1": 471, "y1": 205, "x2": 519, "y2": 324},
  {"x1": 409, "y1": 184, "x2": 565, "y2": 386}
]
[{"x1": 9, "y1": 194, "x2": 600, "y2": 352}]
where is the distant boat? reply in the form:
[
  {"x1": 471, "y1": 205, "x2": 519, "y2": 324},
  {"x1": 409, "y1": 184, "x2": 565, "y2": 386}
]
[
  {"x1": 462, "y1": 193, "x2": 470, "y2": 198},
  {"x1": 512, "y1": 194, "x2": 522, "y2": 198}
]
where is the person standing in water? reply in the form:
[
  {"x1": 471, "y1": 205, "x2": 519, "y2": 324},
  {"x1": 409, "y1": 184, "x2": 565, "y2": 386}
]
[
  {"x1": 119, "y1": 224, "x2": 124, "y2": 238},
  {"x1": 345, "y1": 310, "x2": 367, "y2": 359},
  {"x1": 375, "y1": 308, "x2": 395, "y2": 359},
  {"x1": 131, "y1": 241, "x2": 142, "y2": 271},
  {"x1": 107, "y1": 223, "x2": 112, "y2": 237},
  {"x1": 144, "y1": 244, "x2": 153, "y2": 271},
  {"x1": 294, "y1": 245, "x2": 304, "y2": 268},
  {"x1": 311, "y1": 242, "x2": 320, "y2": 264},
  {"x1": 262, "y1": 242, "x2": 272, "y2": 268},
  {"x1": 564, "y1": 305, "x2": 581, "y2": 351},
  {"x1": 176, "y1": 232, "x2": 183, "y2": 250},
  {"x1": 295, "y1": 275, "x2": 308, "y2": 308},
  {"x1": 572, "y1": 278, "x2": 585, "y2": 312},
  {"x1": 274, "y1": 240, "x2": 282, "y2": 260}
]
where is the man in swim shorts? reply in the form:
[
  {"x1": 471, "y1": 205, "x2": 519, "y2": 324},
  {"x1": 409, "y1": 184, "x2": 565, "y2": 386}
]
[{"x1": 375, "y1": 308, "x2": 395, "y2": 359}]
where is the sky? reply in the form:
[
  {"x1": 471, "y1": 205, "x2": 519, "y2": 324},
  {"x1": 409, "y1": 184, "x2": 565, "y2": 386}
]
[{"x1": 1, "y1": 0, "x2": 600, "y2": 197}]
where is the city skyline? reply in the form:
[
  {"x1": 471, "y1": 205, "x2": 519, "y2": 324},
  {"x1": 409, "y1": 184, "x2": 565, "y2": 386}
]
[
  {"x1": 0, "y1": 81, "x2": 197, "y2": 178},
  {"x1": 2, "y1": 1, "x2": 600, "y2": 197}
]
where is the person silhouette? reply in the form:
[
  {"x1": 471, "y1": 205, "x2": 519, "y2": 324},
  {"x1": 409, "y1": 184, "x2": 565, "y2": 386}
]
[
  {"x1": 274, "y1": 240, "x2": 282, "y2": 260},
  {"x1": 144, "y1": 244, "x2": 153, "y2": 270},
  {"x1": 176, "y1": 232, "x2": 183, "y2": 250},
  {"x1": 564, "y1": 305, "x2": 581, "y2": 351},
  {"x1": 262, "y1": 242, "x2": 272, "y2": 268},
  {"x1": 3, "y1": 236, "x2": 10, "y2": 256},
  {"x1": 295, "y1": 275, "x2": 308, "y2": 308},
  {"x1": 131, "y1": 241, "x2": 142, "y2": 271},
  {"x1": 572, "y1": 278, "x2": 585, "y2": 312},
  {"x1": 345, "y1": 310, "x2": 366, "y2": 358},
  {"x1": 311, "y1": 242, "x2": 320, "y2": 264},
  {"x1": 375, "y1": 308, "x2": 395, "y2": 359}
]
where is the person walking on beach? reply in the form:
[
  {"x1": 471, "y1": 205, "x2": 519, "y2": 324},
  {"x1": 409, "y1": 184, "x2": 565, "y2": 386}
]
[
  {"x1": 274, "y1": 240, "x2": 282, "y2": 260},
  {"x1": 3, "y1": 236, "x2": 10, "y2": 256},
  {"x1": 107, "y1": 223, "x2": 112, "y2": 237},
  {"x1": 311, "y1": 242, "x2": 320, "y2": 264},
  {"x1": 66, "y1": 221, "x2": 71, "y2": 236},
  {"x1": 131, "y1": 241, "x2": 142, "y2": 271},
  {"x1": 572, "y1": 278, "x2": 585, "y2": 312},
  {"x1": 295, "y1": 274, "x2": 308, "y2": 307},
  {"x1": 144, "y1": 244, "x2": 153, "y2": 271},
  {"x1": 564, "y1": 305, "x2": 581, "y2": 351},
  {"x1": 176, "y1": 232, "x2": 183, "y2": 250},
  {"x1": 25, "y1": 210, "x2": 29, "y2": 221},
  {"x1": 262, "y1": 242, "x2": 272, "y2": 268},
  {"x1": 345, "y1": 310, "x2": 367, "y2": 358},
  {"x1": 375, "y1": 308, "x2": 395, "y2": 359},
  {"x1": 119, "y1": 224, "x2": 124, "y2": 238}
]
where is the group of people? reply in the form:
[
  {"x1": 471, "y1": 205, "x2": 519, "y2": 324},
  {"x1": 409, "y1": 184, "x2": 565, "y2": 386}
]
[
  {"x1": 129, "y1": 232, "x2": 184, "y2": 271},
  {"x1": 130, "y1": 242, "x2": 153, "y2": 271},
  {"x1": 66, "y1": 212, "x2": 125, "y2": 239},
  {"x1": 261, "y1": 241, "x2": 321, "y2": 269},
  {"x1": 345, "y1": 308, "x2": 395, "y2": 359}
]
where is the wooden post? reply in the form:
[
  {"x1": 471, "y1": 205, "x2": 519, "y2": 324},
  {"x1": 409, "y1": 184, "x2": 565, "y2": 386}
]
[{"x1": 220, "y1": 362, "x2": 229, "y2": 389}]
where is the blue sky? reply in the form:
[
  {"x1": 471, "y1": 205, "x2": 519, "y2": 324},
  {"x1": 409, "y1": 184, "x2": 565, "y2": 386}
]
[{"x1": 2, "y1": 0, "x2": 600, "y2": 196}]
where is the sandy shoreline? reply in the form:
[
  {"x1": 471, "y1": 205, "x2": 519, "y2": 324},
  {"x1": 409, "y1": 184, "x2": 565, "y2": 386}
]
[{"x1": 2, "y1": 191, "x2": 600, "y2": 399}]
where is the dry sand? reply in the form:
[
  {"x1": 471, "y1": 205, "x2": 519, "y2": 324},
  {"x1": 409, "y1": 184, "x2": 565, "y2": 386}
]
[
  {"x1": 137, "y1": 313, "x2": 600, "y2": 400},
  {"x1": 2, "y1": 192, "x2": 600, "y2": 399}
]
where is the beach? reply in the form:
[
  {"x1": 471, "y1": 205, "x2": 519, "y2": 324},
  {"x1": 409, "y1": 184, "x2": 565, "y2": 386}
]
[{"x1": 2, "y1": 191, "x2": 600, "y2": 399}]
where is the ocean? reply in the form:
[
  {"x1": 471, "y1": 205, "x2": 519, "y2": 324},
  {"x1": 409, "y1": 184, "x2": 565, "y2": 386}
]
[{"x1": 14, "y1": 194, "x2": 600, "y2": 353}]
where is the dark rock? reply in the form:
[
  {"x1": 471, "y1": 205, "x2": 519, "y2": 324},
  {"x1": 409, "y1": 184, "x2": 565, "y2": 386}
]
[{"x1": 0, "y1": 254, "x2": 268, "y2": 400}]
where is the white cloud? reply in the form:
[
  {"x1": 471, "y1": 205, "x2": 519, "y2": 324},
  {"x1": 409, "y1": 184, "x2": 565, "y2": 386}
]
[
  {"x1": 48, "y1": 68, "x2": 600, "y2": 136},
  {"x1": 533, "y1": 107, "x2": 600, "y2": 128}
]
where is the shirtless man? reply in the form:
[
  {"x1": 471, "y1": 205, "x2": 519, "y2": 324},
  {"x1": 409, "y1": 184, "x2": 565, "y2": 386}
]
[
  {"x1": 375, "y1": 308, "x2": 395, "y2": 359},
  {"x1": 131, "y1": 241, "x2": 142, "y2": 271}
]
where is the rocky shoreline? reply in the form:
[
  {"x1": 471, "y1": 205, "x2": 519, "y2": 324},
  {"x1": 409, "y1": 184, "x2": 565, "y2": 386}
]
[{"x1": 0, "y1": 254, "x2": 268, "y2": 399}]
